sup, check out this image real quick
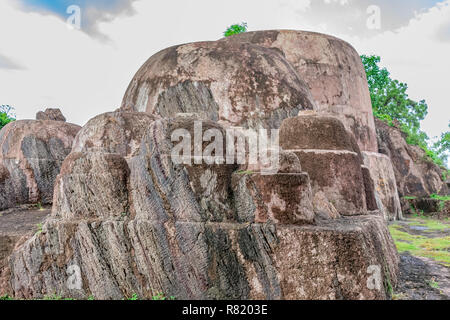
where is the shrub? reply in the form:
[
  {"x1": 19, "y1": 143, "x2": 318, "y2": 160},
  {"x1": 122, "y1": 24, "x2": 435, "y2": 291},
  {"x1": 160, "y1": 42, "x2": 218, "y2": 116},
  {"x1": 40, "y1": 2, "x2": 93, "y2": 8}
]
[{"x1": 224, "y1": 22, "x2": 248, "y2": 37}]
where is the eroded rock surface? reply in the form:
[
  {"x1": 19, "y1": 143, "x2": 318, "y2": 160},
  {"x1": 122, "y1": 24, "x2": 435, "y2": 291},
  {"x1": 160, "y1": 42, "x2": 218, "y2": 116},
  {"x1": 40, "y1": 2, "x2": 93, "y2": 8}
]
[
  {"x1": 0, "y1": 205, "x2": 50, "y2": 297},
  {"x1": 5, "y1": 116, "x2": 398, "y2": 300},
  {"x1": 121, "y1": 39, "x2": 316, "y2": 129},
  {"x1": 36, "y1": 108, "x2": 67, "y2": 122},
  {"x1": 375, "y1": 118, "x2": 448, "y2": 198},
  {"x1": 72, "y1": 111, "x2": 157, "y2": 159},
  {"x1": 280, "y1": 113, "x2": 369, "y2": 216},
  {"x1": 0, "y1": 120, "x2": 81, "y2": 210},
  {"x1": 2, "y1": 31, "x2": 402, "y2": 300},
  {"x1": 222, "y1": 30, "x2": 377, "y2": 152},
  {"x1": 362, "y1": 152, "x2": 403, "y2": 221}
]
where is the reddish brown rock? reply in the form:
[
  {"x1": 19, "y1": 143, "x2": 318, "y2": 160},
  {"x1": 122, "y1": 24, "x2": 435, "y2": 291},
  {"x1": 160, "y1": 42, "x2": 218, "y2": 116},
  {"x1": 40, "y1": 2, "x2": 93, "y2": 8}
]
[
  {"x1": 5, "y1": 116, "x2": 398, "y2": 300},
  {"x1": 0, "y1": 120, "x2": 81, "y2": 210},
  {"x1": 0, "y1": 205, "x2": 50, "y2": 297},
  {"x1": 280, "y1": 114, "x2": 369, "y2": 216},
  {"x1": 121, "y1": 39, "x2": 316, "y2": 129},
  {"x1": 36, "y1": 108, "x2": 67, "y2": 122},
  {"x1": 52, "y1": 152, "x2": 130, "y2": 219},
  {"x1": 222, "y1": 30, "x2": 377, "y2": 152},
  {"x1": 375, "y1": 118, "x2": 448, "y2": 198},
  {"x1": 362, "y1": 152, "x2": 403, "y2": 221},
  {"x1": 72, "y1": 111, "x2": 157, "y2": 159}
]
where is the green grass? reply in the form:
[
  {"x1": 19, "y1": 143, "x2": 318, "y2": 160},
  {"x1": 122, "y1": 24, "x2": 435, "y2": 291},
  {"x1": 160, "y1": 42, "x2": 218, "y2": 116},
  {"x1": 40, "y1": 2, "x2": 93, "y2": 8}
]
[
  {"x1": 42, "y1": 293, "x2": 74, "y2": 300},
  {"x1": 0, "y1": 295, "x2": 13, "y2": 300},
  {"x1": 389, "y1": 223, "x2": 450, "y2": 266},
  {"x1": 36, "y1": 223, "x2": 43, "y2": 235},
  {"x1": 403, "y1": 196, "x2": 418, "y2": 200},
  {"x1": 430, "y1": 194, "x2": 450, "y2": 202},
  {"x1": 408, "y1": 217, "x2": 450, "y2": 231},
  {"x1": 427, "y1": 279, "x2": 440, "y2": 289}
]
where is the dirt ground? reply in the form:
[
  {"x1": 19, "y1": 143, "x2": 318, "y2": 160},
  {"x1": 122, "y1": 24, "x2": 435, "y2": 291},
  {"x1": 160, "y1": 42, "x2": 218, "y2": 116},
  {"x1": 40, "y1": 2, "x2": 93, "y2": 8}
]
[{"x1": 0, "y1": 205, "x2": 50, "y2": 237}]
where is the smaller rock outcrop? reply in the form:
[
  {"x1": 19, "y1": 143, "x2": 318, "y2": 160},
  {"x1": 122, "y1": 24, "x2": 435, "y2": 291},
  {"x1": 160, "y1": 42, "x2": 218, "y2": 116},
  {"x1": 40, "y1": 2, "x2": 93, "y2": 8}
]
[
  {"x1": 0, "y1": 117, "x2": 81, "y2": 210},
  {"x1": 36, "y1": 108, "x2": 67, "y2": 122},
  {"x1": 362, "y1": 152, "x2": 403, "y2": 221},
  {"x1": 71, "y1": 111, "x2": 158, "y2": 159},
  {"x1": 375, "y1": 118, "x2": 448, "y2": 198}
]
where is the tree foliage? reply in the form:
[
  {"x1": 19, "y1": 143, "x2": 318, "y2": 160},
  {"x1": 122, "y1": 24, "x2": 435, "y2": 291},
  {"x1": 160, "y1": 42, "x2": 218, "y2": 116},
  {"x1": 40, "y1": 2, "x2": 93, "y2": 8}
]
[
  {"x1": 361, "y1": 55, "x2": 428, "y2": 131},
  {"x1": 224, "y1": 22, "x2": 248, "y2": 37},
  {"x1": 0, "y1": 105, "x2": 15, "y2": 130},
  {"x1": 361, "y1": 55, "x2": 448, "y2": 168}
]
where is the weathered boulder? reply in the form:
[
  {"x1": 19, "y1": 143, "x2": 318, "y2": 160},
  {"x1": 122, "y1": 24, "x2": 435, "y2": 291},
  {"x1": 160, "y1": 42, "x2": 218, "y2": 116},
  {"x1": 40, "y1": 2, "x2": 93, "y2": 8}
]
[
  {"x1": 120, "y1": 39, "x2": 316, "y2": 129},
  {"x1": 362, "y1": 152, "x2": 403, "y2": 221},
  {"x1": 6, "y1": 116, "x2": 398, "y2": 300},
  {"x1": 222, "y1": 30, "x2": 377, "y2": 152},
  {"x1": 280, "y1": 113, "x2": 369, "y2": 216},
  {"x1": 72, "y1": 111, "x2": 157, "y2": 159},
  {"x1": 375, "y1": 118, "x2": 448, "y2": 198},
  {"x1": 0, "y1": 120, "x2": 81, "y2": 210},
  {"x1": 36, "y1": 108, "x2": 67, "y2": 122}
]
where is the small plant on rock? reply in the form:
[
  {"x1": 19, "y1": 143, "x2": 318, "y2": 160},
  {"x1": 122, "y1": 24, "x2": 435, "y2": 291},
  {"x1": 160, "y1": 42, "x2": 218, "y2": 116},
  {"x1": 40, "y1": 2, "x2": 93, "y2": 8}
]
[{"x1": 224, "y1": 22, "x2": 248, "y2": 37}]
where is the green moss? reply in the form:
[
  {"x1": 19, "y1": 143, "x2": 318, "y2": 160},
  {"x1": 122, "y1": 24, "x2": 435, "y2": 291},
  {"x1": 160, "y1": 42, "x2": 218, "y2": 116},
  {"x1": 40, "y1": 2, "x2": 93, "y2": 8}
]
[
  {"x1": 403, "y1": 196, "x2": 418, "y2": 200},
  {"x1": 43, "y1": 293, "x2": 74, "y2": 300},
  {"x1": 236, "y1": 170, "x2": 254, "y2": 175},
  {"x1": 427, "y1": 279, "x2": 440, "y2": 289}
]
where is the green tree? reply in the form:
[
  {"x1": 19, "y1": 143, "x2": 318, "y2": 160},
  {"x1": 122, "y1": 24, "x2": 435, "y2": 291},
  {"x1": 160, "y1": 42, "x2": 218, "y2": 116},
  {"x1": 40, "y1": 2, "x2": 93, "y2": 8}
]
[
  {"x1": 224, "y1": 22, "x2": 248, "y2": 37},
  {"x1": 433, "y1": 125, "x2": 449, "y2": 165},
  {"x1": 0, "y1": 105, "x2": 15, "y2": 130},
  {"x1": 361, "y1": 55, "x2": 447, "y2": 168},
  {"x1": 361, "y1": 55, "x2": 428, "y2": 131}
]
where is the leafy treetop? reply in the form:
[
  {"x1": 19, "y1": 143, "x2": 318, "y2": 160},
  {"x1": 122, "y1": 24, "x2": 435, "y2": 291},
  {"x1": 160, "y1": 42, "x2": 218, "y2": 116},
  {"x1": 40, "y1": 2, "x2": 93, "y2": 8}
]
[
  {"x1": 224, "y1": 22, "x2": 248, "y2": 37},
  {"x1": 0, "y1": 105, "x2": 15, "y2": 130},
  {"x1": 361, "y1": 55, "x2": 448, "y2": 168}
]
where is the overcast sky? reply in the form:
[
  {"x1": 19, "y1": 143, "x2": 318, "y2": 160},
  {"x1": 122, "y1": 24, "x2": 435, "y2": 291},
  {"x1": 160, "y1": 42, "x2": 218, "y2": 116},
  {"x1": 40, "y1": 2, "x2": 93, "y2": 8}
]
[{"x1": 0, "y1": 0, "x2": 449, "y2": 141}]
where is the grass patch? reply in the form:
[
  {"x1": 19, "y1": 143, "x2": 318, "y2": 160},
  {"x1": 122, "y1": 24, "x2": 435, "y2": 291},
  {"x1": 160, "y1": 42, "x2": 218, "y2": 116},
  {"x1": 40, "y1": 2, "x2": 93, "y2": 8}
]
[
  {"x1": 42, "y1": 293, "x2": 74, "y2": 300},
  {"x1": 408, "y1": 218, "x2": 450, "y2": 231},
  {"x1": 427, "y1": 278, "x2": 440, "y2": 289},
  {"x1": 430, "y1": 194, "x2": 450, "y2": 202},
  {"x1": 389, "y1": 223, "x2": 450, "y2": 267},
  {"x1": 403, "y1": 196, "x2": 418, "y2": 200}
]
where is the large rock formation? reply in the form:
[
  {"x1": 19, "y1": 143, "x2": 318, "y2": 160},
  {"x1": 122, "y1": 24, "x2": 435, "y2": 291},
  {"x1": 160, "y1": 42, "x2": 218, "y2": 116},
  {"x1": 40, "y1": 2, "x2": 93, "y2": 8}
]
[
  {"x1": 6, "y1": 115, "x2": 398, "y2": 300},
  {"x1": 222, "y1": 30, "x2": 377, "y2": 153},
  {"x1": 120, "y1": 39, "x2": 316, "y2": 129},
  {"x1": 279, "y1": 112, "x2": 370, "y2": 216},
  {"x1": 0, "y1": 119, "x2": 81, "y2": 211},
  {"x1": 375, "y1": 118, "x2": 448, "y2": 198},
  {"x1": 2, "y1": 31, "x2": 401, "y2": 300}
]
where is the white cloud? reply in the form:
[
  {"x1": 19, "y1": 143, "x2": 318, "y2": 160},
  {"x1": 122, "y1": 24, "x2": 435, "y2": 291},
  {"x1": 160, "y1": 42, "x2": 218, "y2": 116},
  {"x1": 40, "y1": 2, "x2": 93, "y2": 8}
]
[
  {"x1": 337, "y1": 0, "x2": 450, "y2": 139},
  {"x1": 0, "y1": 0, "x2": 448, "y2": 143}
]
